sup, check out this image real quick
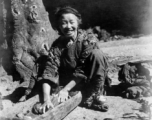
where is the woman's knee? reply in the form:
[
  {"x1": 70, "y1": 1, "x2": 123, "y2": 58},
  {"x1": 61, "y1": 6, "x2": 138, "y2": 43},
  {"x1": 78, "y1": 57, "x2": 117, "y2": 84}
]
[
  {"x1": 88, "y1": 49, "x2": 109, "y2": 71},
  {"x1": 89, "y1": 49, "x2": 105, "y2": 60}
]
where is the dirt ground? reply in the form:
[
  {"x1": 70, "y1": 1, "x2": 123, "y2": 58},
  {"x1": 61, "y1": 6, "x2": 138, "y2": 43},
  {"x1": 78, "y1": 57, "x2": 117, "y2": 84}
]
[{"x1": 0, "y1": 35, "x2": 152, "y2": 120}]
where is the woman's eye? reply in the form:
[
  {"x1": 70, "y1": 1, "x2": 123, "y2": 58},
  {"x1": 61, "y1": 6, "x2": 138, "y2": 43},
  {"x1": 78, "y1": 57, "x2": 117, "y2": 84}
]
[
  {"x1": 70, "y1": 21, "x2": 74, "y2": 24},
  {"x1": 61, "y1": 22, "x2": 66, "y2": 25},
  {"x1": 60, "y1": 20, "x2": 67, "y2": 25}
]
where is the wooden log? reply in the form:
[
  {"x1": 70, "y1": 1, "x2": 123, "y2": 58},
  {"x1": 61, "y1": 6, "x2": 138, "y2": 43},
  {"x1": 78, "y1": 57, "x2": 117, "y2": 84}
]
[{"x1": 32, "y1": 91, "x2": 82, "y2": 120}]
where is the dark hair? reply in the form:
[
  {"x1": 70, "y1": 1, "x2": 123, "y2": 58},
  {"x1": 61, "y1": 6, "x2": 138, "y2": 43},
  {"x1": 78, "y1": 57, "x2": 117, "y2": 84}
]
[{"x1": 54, "y1": 6, "x2": 82, "y2": 35}]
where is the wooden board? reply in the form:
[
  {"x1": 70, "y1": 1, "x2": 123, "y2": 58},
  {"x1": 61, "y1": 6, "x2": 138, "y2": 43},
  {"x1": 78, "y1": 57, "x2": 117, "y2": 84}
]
[
  {"x1": 115, "y1": 56, "x2": 152, "y2": 66},
  {"x1": 32, "y1": 91, "x2": 82, "y2": 120},
  {"x1": 0, "y1": 91, "x2": 82, "y2": 120},
  {"x1": 20, "y1": 91, "x2": 82, "y2": 120}
]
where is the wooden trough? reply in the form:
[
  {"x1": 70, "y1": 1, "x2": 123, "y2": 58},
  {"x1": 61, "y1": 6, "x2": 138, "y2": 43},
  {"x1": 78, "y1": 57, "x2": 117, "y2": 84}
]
[{"x1": 21, "y1": 91, "x2": 83, "y2": 120}]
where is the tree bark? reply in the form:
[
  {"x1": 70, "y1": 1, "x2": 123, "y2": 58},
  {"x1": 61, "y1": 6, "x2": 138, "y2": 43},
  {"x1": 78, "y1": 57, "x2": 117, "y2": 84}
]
[
  {"x1": 11, "y1": 0, "x2": 57, "y2": 83},
  {"x1": 0, "y1": 0, "x2": 14, "y2": 75}
]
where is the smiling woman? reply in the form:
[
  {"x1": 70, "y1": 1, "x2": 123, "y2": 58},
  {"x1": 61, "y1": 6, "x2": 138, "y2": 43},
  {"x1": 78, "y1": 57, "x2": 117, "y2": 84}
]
[
  {"x1": 54, "y1": 6, "x2": 82, "y2": 36},
  {"x1": 22, "y1": 6, "x2": 110, "y2": 114},
  {"x1": 39, "y1": 6, "x2": 110, "y2": 113}
]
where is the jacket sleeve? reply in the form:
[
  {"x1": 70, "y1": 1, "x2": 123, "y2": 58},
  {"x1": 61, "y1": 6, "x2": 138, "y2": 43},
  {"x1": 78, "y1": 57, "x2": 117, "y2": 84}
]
[{"x1": 41, "y1": 47, "x2": 61, "y2": 85}]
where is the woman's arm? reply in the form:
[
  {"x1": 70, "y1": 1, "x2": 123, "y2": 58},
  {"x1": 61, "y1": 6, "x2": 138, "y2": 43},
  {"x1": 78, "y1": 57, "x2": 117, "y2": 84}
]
[
  {"x1": 62, "y1": 78, "x2": 82, "y2": 91},
  {"x1": 40, "y1": 47, "x2": 61, "y2": 113},
  {"x1": 58, "y1": 78, "x2": 82, "y2": 103},
  {"x1": 42, "y1": 82, "x2": 51, "y2": 102},
  {"x1": 41, "y1": 82, "x2": 54, "y2": 114}
]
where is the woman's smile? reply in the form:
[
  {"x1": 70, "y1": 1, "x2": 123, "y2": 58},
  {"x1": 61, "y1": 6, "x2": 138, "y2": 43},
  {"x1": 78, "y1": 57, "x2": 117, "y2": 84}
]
[
  {"x1": 59, "y1": 13, "x2": 79, "y2": 40},
  {"x1": 64, "y1": 29, "x2": 75, "y2": 35}
]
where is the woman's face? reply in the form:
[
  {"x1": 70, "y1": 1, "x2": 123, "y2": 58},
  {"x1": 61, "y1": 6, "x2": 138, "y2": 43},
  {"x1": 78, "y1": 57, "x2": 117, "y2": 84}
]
[{"x1": 59, "y1": 13, "x2": 79, "y2": 39}]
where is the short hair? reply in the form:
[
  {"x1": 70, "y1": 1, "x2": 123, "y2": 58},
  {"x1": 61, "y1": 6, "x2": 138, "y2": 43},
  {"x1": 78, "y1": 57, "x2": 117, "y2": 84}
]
[{"x1": 54, "y1": 6, "x2": 82, "y2": 35}]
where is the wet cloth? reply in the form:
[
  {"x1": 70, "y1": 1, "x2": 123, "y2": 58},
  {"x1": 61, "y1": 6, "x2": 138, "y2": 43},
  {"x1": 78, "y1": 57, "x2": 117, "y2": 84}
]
[{"x1": 118, "y1": 63, "x2": 152, "y2": 98}]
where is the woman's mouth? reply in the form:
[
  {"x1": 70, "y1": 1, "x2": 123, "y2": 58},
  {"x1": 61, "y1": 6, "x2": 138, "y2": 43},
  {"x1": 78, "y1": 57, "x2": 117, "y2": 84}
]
[{"x1": 65, "y1": 30, "x2": 74, "y2": 35}]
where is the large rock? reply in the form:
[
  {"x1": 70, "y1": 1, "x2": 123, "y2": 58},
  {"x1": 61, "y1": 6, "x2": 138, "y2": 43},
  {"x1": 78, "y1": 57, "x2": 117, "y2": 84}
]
[{"x1": 11, "y1": 0, "x2": 57, "y2": 82}]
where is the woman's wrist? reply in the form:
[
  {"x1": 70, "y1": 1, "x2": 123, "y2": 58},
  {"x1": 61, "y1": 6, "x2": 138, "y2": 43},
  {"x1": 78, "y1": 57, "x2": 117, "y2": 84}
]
[
  {"x1": 42, "y1": 82, "x2": 51, "y2": 102},
  {"x1": 62, "y1": 87, "x2": 70, "y2": 92},
  {"x1": 62, "y1": 79, "x2": 78, "y2": 92},
  {"x1": 43, "y1": 95, "x2": 50, "y2": 102}
]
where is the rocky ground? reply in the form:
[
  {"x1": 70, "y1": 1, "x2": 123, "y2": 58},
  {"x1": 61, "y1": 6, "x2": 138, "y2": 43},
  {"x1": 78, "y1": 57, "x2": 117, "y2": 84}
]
[{"x1": 0, "y1": 35, "x2": 152, "y2": 120}]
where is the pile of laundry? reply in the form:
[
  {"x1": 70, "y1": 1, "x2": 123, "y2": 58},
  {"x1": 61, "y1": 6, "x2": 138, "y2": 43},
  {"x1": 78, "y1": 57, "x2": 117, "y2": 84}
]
[{"x1": 118, "y1": 62, "x2": 152, "y2": 99}]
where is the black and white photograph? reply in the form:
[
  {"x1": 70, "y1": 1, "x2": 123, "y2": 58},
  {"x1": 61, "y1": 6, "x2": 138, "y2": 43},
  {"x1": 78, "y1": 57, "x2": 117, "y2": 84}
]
[{"x1": 0, "y1": 0, "x2": 152, "y2": 120}]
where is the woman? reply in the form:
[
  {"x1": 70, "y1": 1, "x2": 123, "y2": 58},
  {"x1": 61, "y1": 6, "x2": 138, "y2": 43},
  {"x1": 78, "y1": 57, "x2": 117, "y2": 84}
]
[{"x1": 23, "y1": 6, "x2": 110, "y2": 114}]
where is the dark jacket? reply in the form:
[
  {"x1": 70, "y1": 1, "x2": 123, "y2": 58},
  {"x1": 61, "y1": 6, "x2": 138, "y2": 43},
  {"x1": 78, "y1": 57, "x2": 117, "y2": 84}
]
[{"x1": 41, "y1": 29, "x2": 100, "y2": 85}]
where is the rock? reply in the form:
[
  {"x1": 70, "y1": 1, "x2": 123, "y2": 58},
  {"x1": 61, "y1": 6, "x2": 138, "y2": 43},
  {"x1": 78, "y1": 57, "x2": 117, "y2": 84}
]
[
  {"x1": 16, "y1": 113, "x2": 24, "y2": 119},
  {"x1": 104, "y1": 118, "x2": 113, "y2": 120},
  {"x1": 0, "y1": 77, "x2": 8, "y2": 83},
  {"x1": 6, "y1": 87, "x2": 11, "y2": 91},
  {"x1": 23, "y1": 116, "x2": 33, "y2": 120}
]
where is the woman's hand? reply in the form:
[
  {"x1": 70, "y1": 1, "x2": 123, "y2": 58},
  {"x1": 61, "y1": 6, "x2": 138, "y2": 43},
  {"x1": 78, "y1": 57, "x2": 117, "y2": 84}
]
[
  {"x1": 58, "y1": 89, "x2": 70, "y2": 103},
  {"x1": 40, "y1": 98, "x2": 54, "y2": 114}
]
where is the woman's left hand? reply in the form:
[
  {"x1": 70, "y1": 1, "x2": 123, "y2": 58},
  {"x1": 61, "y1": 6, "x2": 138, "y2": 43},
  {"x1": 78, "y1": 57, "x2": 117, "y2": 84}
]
[{"x1": 58, "y1": 89, "x2": 70, "y2": 103}]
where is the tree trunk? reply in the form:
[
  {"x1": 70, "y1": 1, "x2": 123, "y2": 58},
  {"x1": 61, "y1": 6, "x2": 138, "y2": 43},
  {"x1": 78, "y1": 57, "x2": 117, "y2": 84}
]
[
  {"x1": 0, "y1": 0, "x2": 14, "y2": 75},
  {"x1": 11, "y1": 0, "x2": 57, "y2": 83}
]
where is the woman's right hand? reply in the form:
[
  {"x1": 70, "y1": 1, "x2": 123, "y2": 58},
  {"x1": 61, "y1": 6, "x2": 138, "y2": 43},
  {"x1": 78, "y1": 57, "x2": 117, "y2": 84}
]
[
  {"x1": 40, "y1": 98, "x2": 54, "y2": 114},
  {"x1": 58, "y1": 89, "x2": 70, "y2": 103}
]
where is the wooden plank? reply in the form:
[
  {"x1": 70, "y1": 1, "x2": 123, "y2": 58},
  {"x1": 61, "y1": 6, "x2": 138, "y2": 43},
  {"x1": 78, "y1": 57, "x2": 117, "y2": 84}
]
[
  {"x1": 114, "y1": 56, "x2": 152, "y2": 66},
  {"x1": 0, "y1": 91, "x2": 82, "y2": 120},
  {"x1": 33, "y1": 91, "x2": 82, "y2": 120}
]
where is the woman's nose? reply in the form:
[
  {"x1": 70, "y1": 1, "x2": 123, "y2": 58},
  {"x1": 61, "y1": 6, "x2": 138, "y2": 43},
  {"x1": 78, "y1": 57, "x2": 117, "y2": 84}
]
[{"x1": 67, "y1": 23, "x2": 72, "y2": 28}]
